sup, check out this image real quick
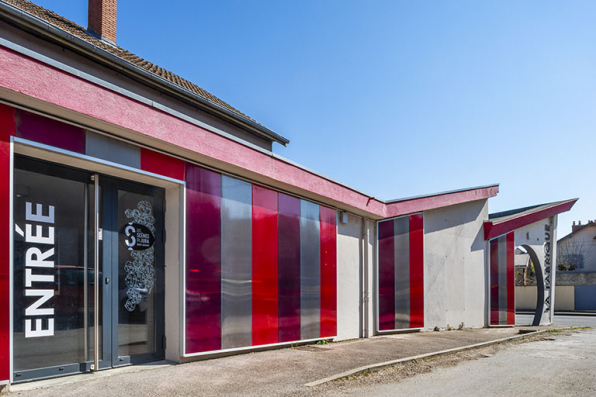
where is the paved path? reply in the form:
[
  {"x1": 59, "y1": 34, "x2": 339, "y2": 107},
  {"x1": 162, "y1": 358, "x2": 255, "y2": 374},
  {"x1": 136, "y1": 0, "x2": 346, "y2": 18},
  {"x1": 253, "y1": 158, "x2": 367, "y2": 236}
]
[
  {"x1": 10, "y1": 328, "x2": 524, "y2": 397},
  {"x1": 334, "y1": 327, "x2": 596, "y2": 396}
]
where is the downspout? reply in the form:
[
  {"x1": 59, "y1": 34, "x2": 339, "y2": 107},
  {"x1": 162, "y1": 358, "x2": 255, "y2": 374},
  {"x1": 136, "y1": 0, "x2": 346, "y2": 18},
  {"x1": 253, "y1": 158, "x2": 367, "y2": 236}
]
[{"x1": 362, "y1": 218, "x2": 370, "y2": 338}]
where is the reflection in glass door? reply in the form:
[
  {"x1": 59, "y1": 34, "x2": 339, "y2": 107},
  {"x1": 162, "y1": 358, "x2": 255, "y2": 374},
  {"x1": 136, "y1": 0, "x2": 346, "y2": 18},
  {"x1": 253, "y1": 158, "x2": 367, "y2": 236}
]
[
  {"x1": 13, "y1": 157, "x2": 101, "y2": 381},
  {"x1": 13, "y1": 156, "x2": 165, "y2": 382},
  {"x1": 105, "y1": 181, "x2": 165, "y2": 366}
]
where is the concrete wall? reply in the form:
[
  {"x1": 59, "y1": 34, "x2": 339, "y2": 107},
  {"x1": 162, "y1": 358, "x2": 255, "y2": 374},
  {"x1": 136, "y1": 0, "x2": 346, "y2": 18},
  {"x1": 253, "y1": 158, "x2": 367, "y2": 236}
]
[
  {"x1": 515, "y1": 286, "x2": 537, "y2": 311},
  {"x1": 424, "y1": 199, "x2": 488, "y2": 329},
  {"x1": 556, "y1": 272, "x2": 596, "y2": 286},
  {"x1": 556, "y1": 286, "x2": 575, "y2": 311},
  {"x1": 515, "y1": 286, "x2": 574, "y2": 311}
]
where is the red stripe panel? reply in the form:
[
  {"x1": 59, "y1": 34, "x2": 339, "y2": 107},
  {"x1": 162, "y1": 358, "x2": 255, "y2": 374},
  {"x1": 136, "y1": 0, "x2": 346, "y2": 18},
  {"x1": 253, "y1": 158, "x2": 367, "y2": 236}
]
[
  {"x1": 378, "y1": 220, "x2": 395, "y2": 330},
  {"x1": 140, "y1": 148, "x2": 185, "y2": 181},
  {"x1": 252, "y1": 186, "x2": 279, "y2": 346},
  {"x1": 489, "y1": 239, "x2": 499, "y2": 325},
  {"x1": 320, "y1": 206, "x2": 337, "y2": 337},
  {"x1": 278, "y1": 194, "x2": 301, "y2": 342},
  {"x1": 409, "y1": 214, "x2": 424, "y2": 328},
  {"x1": 185, "y1": 164, "x2": 222, "y2": 354},
  {"x1": 506, "y1": 232, "x2": 515, "y2": 325},
  {"x1": 0, "y1": 104, "x2": 14, "y2": 381},
  {"x1": 15, "y1": 110, "x2": 85, "y2": 153}
]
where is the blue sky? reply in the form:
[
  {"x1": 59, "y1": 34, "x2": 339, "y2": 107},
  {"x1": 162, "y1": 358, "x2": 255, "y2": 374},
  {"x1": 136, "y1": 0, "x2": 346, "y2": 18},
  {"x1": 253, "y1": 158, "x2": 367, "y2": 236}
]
[{"x1": 33, "y1": 0, "x2": 596, "y2": 236}]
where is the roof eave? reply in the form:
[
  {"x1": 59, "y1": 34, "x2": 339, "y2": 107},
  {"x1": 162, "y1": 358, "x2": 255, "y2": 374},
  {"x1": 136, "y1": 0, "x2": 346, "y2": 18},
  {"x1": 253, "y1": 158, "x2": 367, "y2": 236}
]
[
  {"x1": 383, "y1": 184, "x2": 499, "y2": 219},
  {"x1": 0, "y1": 1, "x2": 290, "y2": 146},
  {"x1": 483, "y1": 198, "x2": 578, "y2": 241}
]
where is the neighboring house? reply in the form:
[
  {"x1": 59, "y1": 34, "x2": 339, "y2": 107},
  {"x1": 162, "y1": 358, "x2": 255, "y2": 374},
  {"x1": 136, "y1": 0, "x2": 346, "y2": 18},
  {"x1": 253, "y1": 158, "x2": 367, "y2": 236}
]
[{"x1": 556, "y1": 221, "x2": 596, "y2": 310}]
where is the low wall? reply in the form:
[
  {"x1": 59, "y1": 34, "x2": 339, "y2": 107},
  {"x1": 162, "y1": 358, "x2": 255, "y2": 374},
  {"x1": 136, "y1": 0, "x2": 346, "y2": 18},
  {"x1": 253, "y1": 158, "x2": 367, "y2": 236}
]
[{"x1": 515, "y1": 286, "x2": 574, "y2": 311}]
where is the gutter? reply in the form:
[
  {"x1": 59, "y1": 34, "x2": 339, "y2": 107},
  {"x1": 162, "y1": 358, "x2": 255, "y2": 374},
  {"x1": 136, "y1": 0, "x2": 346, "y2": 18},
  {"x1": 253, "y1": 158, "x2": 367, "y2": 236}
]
[
  {"x1": 0, "y1": 1, "x2": 290, "y2": 146},
  {"x1": 385, "y1": 183, "x2": 500, "y2": 204}
]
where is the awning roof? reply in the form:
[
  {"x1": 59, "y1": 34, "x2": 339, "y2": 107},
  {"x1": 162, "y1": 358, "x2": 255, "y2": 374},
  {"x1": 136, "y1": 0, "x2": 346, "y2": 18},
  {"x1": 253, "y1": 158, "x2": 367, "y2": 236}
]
[{"x1": 483, "y1": 199, "x2": 578, "y2": 240}]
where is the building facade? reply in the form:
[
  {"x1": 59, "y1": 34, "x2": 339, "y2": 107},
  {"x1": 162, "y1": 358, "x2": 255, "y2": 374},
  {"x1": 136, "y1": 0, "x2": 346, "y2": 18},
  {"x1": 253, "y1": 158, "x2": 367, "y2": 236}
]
[{"x1": 0, "y1": 0, "x2": 578, "y2": 386}]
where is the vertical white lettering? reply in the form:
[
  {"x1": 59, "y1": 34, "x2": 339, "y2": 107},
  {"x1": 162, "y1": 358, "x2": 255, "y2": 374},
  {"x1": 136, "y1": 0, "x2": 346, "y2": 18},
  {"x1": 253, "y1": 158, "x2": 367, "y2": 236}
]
[
  {"x1": 25, "y1": 247, "x2": 54, "y2": 268},
  {"x1": 25, "y1": 318, "x2": 54, "y2": 338},
  {"x1": 25, "y1": 225, "x2": 54, "y2": 245},
  {"x1": 23, "y1": 202, "x2": 57, "y2": 339},
  {"x1": 26, "y1": 202, "x2": 55, "y2": 224},
  {"x1": 25, "y1": 269, "x2": 54, "y2": 287},
  {"x1": 25, "y1": 289, "x2": 54, "y2": 316}
]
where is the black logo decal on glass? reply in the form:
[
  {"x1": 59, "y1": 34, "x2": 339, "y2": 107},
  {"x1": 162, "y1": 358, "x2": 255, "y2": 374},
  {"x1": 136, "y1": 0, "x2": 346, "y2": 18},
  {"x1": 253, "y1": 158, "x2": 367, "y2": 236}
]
[{"x1": 122, "y1": 223, "x2": 155, "y2": 251}]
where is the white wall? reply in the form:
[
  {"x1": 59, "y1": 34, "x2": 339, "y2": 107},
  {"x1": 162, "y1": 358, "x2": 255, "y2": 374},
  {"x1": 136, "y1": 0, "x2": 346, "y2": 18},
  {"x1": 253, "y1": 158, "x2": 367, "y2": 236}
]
[{"x1": 424, "y1": 199, "x2": 488, "y2": 329}]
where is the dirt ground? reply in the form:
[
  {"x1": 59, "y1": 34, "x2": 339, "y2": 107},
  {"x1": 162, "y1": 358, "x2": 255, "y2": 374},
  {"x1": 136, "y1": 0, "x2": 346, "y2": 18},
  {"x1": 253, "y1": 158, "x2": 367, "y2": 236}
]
[{"x1": 313, "y1": 329, "x2": 586, "y2": 396}]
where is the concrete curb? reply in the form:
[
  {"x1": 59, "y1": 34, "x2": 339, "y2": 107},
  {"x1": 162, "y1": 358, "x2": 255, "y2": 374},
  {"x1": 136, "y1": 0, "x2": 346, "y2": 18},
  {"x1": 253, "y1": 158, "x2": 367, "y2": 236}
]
[{"x1": 304, "y1": 329, "x2": 550, "y2": 387}]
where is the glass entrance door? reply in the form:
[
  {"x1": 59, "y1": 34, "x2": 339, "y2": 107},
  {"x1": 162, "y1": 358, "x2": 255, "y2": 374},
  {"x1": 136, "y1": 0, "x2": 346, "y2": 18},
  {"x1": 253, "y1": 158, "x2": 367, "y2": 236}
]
[
  {"x1": 12, "y1": 156, "x2": 165, "y2": 382},
  {"x1": 103, "y1": 178, "x2": 165, "y2": 367}
]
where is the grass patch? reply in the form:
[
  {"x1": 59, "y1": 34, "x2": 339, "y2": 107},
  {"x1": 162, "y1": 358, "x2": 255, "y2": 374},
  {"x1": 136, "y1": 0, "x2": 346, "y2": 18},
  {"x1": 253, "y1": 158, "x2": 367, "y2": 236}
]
[{"x1": 548, "y1": 326, "x2": 591, "y2": 334}]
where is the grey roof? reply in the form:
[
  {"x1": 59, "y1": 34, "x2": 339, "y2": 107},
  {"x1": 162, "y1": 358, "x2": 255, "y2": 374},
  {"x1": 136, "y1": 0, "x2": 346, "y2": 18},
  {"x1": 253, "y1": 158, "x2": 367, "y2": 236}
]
[
  {"x1": 558, "y1": 222, "x2": 596, "y2": 243},
  {"x1": 488, "y1": 199, "x2": 578, "y2": 224},
  {"x1": 384, "y1": 183, "x2": 499, "y2": 204},
  {"x1": 0, "y1": 0, "x2": 290, "y2": 145}
]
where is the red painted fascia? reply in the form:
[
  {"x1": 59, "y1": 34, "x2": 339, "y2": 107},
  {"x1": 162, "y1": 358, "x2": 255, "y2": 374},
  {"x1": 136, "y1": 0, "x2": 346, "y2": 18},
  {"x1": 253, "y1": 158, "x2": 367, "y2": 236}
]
[
  {"x1": 0, "y1": 103, "x2": 15, "y2": 382},
  {"x1": 483, "y1": 199, "x2": 578, "y2": 241},
  {"x1": 384, "y1": 185, "x2": 499, "y2": 219},
  {"x1": 0, "y1": 44, "x2": 497, "y2": 218}
]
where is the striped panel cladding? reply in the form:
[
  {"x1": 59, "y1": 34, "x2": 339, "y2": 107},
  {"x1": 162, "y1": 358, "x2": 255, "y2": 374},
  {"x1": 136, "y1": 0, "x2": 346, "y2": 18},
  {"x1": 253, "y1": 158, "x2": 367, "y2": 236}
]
[
  {"x1": 6, "y1": 107, "x2": 337, "y2": 357},
  {"x1": 489, "y1": 232, "x2": 515, "y2": 326},
  {"x1": 15, "y1": 110, "x2": 186, "y2": 182},
  {"x1": 185, "y1": 165, "x2": 338, "y2": 354},
  {"x1": 16, "y1": 110, "x2": 85, "y2": 153},
  {"x1": 378, "y1": 213, "x2": 424, "y2": 331}
]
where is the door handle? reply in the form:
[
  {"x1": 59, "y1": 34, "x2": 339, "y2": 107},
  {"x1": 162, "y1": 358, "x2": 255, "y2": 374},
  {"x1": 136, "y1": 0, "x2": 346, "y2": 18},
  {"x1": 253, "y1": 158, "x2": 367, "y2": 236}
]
[{"x1": 105, "y1": 277, "x2": 110, "y2": 285}]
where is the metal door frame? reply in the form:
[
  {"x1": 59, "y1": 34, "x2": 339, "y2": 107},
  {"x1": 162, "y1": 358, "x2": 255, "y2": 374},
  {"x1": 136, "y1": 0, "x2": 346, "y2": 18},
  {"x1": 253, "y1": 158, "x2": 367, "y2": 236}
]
[
  {"x1": 11, "y1": 156, "x2": 165, "y2": 382},
  {"x1": 102, "y1": 176, "x2": 165, "y2": 368},
  {"x1": 11, "y1": 156, "x2": 103, "y2": 382}
]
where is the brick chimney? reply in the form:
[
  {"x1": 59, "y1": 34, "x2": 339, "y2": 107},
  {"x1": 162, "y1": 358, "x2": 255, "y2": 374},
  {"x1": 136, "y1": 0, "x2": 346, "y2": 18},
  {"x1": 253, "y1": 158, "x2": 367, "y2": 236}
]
[
  {"x1": 572, "y1": 220, "x2": 582, "y2": 233},
  {"x1": 88, "y1": 0, "x2": 117, "y2": 44}
]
